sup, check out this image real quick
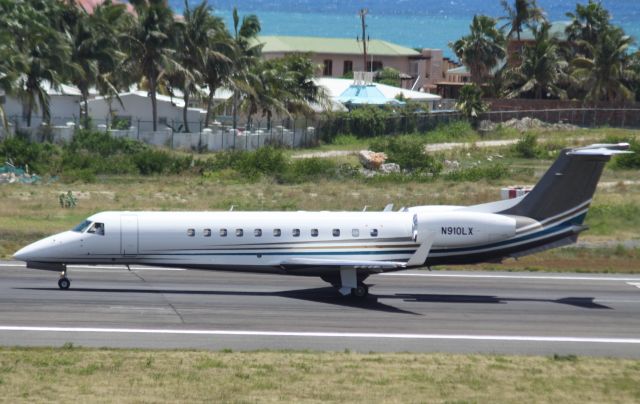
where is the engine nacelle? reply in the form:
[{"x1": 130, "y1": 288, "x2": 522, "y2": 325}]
[{"x1": 417, "y1": 211, "x2": 516, "y2": 247}]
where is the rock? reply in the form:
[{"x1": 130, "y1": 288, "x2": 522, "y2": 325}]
[
  {"x1": 358, "y1": 150, "x2": 387, "y2": 170},
  {"x1": 379, "y1": 163, "x2": 400, "y2": 174},
  {"x1": 444, "y1": 160, "x2": 460, "y2": 169}
]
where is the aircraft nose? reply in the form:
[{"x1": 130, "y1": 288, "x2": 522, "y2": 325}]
[{"x1": 13, "y1": 242, "x2": 42, "y2": 262}]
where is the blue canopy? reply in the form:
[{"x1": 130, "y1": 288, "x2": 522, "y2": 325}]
[{"x1": 337, "y1": 85, "x2": 405, "y2": 106}]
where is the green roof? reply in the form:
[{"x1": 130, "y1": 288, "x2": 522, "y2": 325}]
[
  {"x1": 518, "y1": 21, "x2": 570, "y2": 41},
  {"x1": 258, "y1": 35, "x2": 420, "y2": 57}
]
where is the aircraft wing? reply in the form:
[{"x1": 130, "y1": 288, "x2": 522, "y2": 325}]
[
  {"x1": 280, "y1": 258, "x2": 406, "y2": 270},
  {"x1": 280, "y1": 231, "x2": 435, "y2": 270}
]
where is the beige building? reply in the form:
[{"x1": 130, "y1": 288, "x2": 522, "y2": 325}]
[{"x1": 259, "y1": 36, "x2": 454, "y2": 93}]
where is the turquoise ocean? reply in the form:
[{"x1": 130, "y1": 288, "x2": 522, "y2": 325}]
[{"x1": 172, "y1": 1, "x2": 640, "y2": 57}]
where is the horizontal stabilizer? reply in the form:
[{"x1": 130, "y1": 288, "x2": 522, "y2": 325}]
[{"x1": 567, "y1": 143, "x2": 632, "y2": 156}]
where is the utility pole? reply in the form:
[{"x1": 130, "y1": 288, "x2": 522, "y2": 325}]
[{"x1": 359, "y1": 8, "x2": 368, "y2": 72}]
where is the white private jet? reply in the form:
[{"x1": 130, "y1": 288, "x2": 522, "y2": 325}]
[{"x1": 13, "y1": 143, "x2": 631, "y2": 298}]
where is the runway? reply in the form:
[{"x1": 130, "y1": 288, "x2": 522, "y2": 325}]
[{"x1": 1, "y1": 261, "x2": 640, "y2": 357}]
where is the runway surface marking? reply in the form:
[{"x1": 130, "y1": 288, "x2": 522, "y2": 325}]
[
  {"x1": 381, "y1": 273, "x2": 640, "y2": 282},
  {"x1": 1, "y1": 326, "x2": 639, "y2": 344},
  {"x1": 627, "y1": 282, "x2": 640, "y2": 289}
]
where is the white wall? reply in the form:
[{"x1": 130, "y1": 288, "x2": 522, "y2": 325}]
[
  {"x1": 3, "y1": 95, "x2": 80, "y2": 127},
  {"x1": 87, "y1": 94, "x2": 204, "y2": 131}
]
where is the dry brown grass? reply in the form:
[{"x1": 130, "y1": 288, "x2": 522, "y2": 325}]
[{"x1": 0, "y1": 347, "x2": 639, "y2": 403}]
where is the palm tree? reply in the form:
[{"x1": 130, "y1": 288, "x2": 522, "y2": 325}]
[
  {"x1": 202, "y1": 28, "x2": 233, "y2": 128},
  {"x1": 229, "y1": 7, "x2": 262, "y2": 130},
  {"x1": 6, "y1": 0, "x2": 79, "y2": 127},
  {"x1": 500, "y1": 0, "x2": 545, "y2": 41},
  {"x1": 571, "y1": 26, "x2": 635, "y2": 102},
  {"x1": 450, "y1": 15, "x2": 506, "y2": 86},
  {"x1": 566, "y1": 0, "x2": 611, "y2": 47},
  {"x1": 0, "y1": 1, "x2": 24, "y2": 128},
  {"x1": 506, "y1": 23, "x2": 567, "y2": 99},
  {"x1": 67, "y1": 1, "x2": 128, "y2": 128},
  {"x1": 176, "y1": 0, "x2": 229, "y2": 132},
  {"x1": 455, "y1": 84, "x2": 487, "y2": 128},
  {"x1": 124, "y1": 0, "x2": 186, "y2": 131}
]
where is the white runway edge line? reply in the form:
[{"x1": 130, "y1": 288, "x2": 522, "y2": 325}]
[
  {"x1": 381, "y1": 273, "x2": 640, "y2": 282},
  {"x1": 1, "y1": 326, "x2": 640, "y2": 344}
]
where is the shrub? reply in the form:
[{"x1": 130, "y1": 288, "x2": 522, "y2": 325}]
[
  {"x1": 278, "y1": 158, "x2": 337, "y2": 183},
  {"x1": 370, "y1": 136, "x2": 442, "y2": 174},
  {"x1": 444, "y1": 164, "x2": 509, "y2": 182},
  {"x1": 513, "y1": 133, "x2": 540, "y2": 158}
]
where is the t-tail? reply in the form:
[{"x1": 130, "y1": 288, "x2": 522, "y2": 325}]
[
  {"x1": 500, "y1": 143, "x2": 631, "y2": 221},
  {"x1": 494, "y1": 143, "x2": 632, "y2": 257}
]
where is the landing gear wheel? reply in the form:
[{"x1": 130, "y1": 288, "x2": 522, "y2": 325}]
[
  {"x1": 58, "y1": 277, "x2": 70, "y2": 290},
  {"x1": 350, "y1": 284, "x2": 368, "y2": 298}
]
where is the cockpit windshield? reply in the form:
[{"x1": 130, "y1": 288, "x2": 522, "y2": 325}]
[{"x1": 72, "y1": 220, "x2": 92, "y2": 233}]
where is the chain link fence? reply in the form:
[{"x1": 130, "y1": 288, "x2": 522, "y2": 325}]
[{"x1": 2, "y1": 107, "x2": 639, "y2": 151}]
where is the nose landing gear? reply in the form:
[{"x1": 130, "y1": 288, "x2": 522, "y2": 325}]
[{"x1": 58, "y1": 268, "x2": 70, "y2": 290}]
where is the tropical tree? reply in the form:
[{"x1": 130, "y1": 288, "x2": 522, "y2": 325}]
[
  {"x1": 500, "y1": 0, "x2": 545, "y2": 41},
  {"x1": 571, "y1": 26, "x2": 635, "y2": 102},
  {"x1": 174, "y1": 0, "x2": 232, "y2": 132},
  {"x1": 67, "y1": 0, "x2": 128, "y2": 128},
  {"x1": 6, "y1": 0, "x2": 80, "y2": 127},
  {"x1": 243, "y1": 54, "x2": 326, "y2": 130},
  {"x1": 0, "y1": 1, "x2": 24, "y2": 128},
  {"x1": 228, "y1": 7, "x2": 262, "y2": 130},
  {"x1": 124, "y1": 0, "x2": 186, "y2": 131},
  {"x1": 505, "y1": 23, "x2": 567, "y2": 99},
  {"x1": 455, "y1": 84, "x2": 487, "y2": 127},
  {"x1": 566, "y1": 0, "x2": 611, "y2": 48},
  {"x1": 450, "y1": 15, "x2": 506, "y2": 86}
]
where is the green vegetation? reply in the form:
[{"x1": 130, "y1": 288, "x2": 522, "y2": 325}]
[{"x1": 0, "y1": 347, "x2": 638, "y2": 402}]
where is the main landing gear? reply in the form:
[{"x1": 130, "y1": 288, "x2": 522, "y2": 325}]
[
  {"x1": 58, "y1": 267, "x2": 70, "y2": 290},
  {"x1": 320, "y1": 269, "x2": 370, "y2": 299}
]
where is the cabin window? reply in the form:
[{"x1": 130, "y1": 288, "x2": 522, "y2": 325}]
[
  {"x1": 370, "y1": 229, "x2": 378, "y2": 237},
  {"x1": 72, "y1": 220, "x2": 92, "y2": 233},
  {"x1": 220, "y1": 228, "x2": 227, "y2": 237},
  {"x1": 273, "y1": 228, "x2": 281, "y2": 237},
  {"x1": 254, "y1": 229, "x2": 262, "y2": 237},
  {"x1": 352, "y1": 229, "x2": 360, "y2": 237},
  {"x1": 203, "y1": 229, "x2": 211, "y2": 237},
  {"x1": 292, "y1": 228, "x2": 300, "y2": 237},
  {"x1": 236, "y1": 228, "x2": 243, "y2": 237},
  {"x1": 311, "y1": 229, "x2": 319, "y2": 237},
  {"x1": 88, "y1": 222, "x2": 105, "y2": 236},
  {"x1": 187, "y1": 228, "x2": 195, "y2": 237},
  {"x1": 332, "y1": 229, "x2": 340, "y2": 237}
]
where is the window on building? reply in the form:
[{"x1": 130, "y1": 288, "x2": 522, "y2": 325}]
[
  {"x1": 236, "y1": 228, "x2": 243, "y2": 237},
  {"x1": 311, "y1": 229, "x2": 319, "y2": 237},
  {"x1": 187, "y1": 228, "x2": 195, "y2": 237},
  {"x1": 323, "y1": 59, "x2": 333, "y2": 76},
  {"x1": 366, "y1": 61, "x2": 383, "y2": 72},
  {"x1": 203, "y1": 229, "x2": 211, "y2": 237},
  {"x1": 220, "y1": 228, "x2": 227, "y2": 237},
  {"x1": 254, "y1": 229, "x2": 262, "y2": 237},
  {"x1": 292, "y1": 228, "x2": 300, "y2": 237},
  {"x1": 273, "y1": 228, "x2": 281, "y2": 237},
  {"x1": 343, "y1": 60, "x2": 353, "y2": 75},
  {"x1": 352, "y1": 229, "x2": 360, "y2": 237},
  {"x1": 158, "y1": 117, "x2": 168, "y2": 126},
  {"x1": 332, "y1": 229, "x2": 340, "y2": 237},
  {"x1": 370, "y1": 229, "x2": 378, "y2": 237}
]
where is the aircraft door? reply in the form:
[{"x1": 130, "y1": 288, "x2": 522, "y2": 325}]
[{"x1": 120, "y1": 215, "x2": 138, "y2": 256}]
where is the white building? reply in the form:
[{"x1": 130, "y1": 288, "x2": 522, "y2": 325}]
[
  {"x1": 87, "y1": 91, "x2": 210, "y2": 132},
  {"x1": 2, "y1": 82, "x2": 82, "y2": 127}
]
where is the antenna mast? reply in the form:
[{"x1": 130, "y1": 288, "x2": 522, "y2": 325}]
[{"x1": 359, "y1": 8, "x2": 368, "y2": 72}]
